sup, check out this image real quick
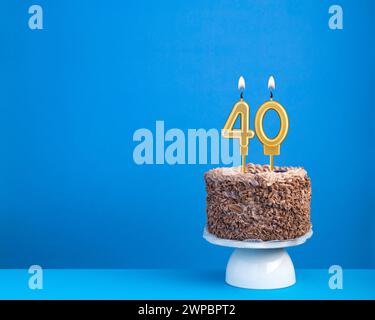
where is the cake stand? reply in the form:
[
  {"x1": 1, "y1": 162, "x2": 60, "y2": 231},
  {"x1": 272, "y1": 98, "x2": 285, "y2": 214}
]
[{"x1": 203, "y1": 227, "x2": 313, "y2": 290}]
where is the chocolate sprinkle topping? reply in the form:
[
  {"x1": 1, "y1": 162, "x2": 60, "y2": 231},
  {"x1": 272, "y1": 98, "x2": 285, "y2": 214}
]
[{"x1": 204, "y1": 163, "x2": 312, "y2": 241}]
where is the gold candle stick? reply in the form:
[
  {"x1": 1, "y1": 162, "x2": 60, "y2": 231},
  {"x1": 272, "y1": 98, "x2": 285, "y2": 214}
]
[
  {"x1": 222, "y1": 76, "x2": 255, "y2": 173},
  {"x1": 255, "y1": 76, "x2": 289, "y2": 170}
]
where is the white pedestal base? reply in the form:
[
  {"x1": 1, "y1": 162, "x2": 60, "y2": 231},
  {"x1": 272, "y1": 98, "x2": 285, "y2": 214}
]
[
  {"x1": 203, "y1": 226, "x2": 313, "y2": 290},
  {"x1": 225, "y1": 248, "x2": 295, "y2": 289}
]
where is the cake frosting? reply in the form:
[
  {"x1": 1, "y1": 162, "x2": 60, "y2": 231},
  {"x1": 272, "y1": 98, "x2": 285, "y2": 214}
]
[{"x1": 204, "y1": 163, "x2": 312, "y2": 241}]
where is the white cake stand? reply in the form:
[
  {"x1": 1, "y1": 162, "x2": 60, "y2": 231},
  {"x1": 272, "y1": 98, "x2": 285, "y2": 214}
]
[{"x1": 203, "y1": 226, "x2": 313, "y2": 290}]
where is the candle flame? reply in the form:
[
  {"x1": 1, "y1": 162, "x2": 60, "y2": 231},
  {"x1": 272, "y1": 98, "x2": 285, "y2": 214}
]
[
  {"x1": 238, "y1": 76, "x2": 245, "y2": 91},
  {"x1": 268, "y1": 76, "x2": 275, "y2": 91}
]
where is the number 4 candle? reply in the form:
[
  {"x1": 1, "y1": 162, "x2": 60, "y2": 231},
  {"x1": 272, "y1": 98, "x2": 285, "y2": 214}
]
[
  {"x1": 222, "y1": 76, "x2": 255, "y2": 173},
  {"x1": 254, "y1": 76, "x2": 289, "y2": 170}
]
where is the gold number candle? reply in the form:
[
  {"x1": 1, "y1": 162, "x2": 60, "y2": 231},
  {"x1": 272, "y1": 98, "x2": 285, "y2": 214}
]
[
  {"x1": 255, "y1": 76, "x2": 289, "y2": 170},
  {"x1": 222, "y1": 76, "x2": 255, "y2": 173}
]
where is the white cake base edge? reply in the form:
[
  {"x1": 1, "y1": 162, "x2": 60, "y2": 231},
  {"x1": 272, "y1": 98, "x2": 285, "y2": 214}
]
[{"x1": 203, "y1": 226, "x2": 313, "y2": 249}]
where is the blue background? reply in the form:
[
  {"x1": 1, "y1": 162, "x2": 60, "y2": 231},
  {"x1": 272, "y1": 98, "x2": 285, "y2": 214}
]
[
  {"x1": 1, "y1": 269, "x2": 375, "y2": 299},
  {"x1": 0, "y1": 0, "x2": 374, "y2": 269}
]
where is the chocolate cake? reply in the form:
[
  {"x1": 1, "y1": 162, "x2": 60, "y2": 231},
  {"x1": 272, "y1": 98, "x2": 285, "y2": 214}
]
[{"x1": 204, "y1": 163, "x2": 311, "y2": 241}]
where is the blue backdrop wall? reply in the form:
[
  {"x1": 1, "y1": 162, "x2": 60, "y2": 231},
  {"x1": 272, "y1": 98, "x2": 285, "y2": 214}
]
[{"x1": 0, "y1": 0, "x2": 374, "y2": 268}]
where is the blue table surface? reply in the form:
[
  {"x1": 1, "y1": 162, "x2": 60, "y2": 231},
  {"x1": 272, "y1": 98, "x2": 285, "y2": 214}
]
[{"x1": 0, "y1": 269, "x2": 374, "y2": 300}]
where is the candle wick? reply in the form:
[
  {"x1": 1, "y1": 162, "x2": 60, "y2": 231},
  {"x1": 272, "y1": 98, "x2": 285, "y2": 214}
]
[
  {"x1": 270, "y1": 91, "x2": 273, "y2": 100},
  {"x1": 240, "y1": 91, "x2": 243, "y2": 99}
]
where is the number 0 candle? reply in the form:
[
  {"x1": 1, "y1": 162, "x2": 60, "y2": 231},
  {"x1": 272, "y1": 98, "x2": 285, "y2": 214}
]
[
  {"x1": 222, "y1": 76, "x2": 255, "y2": 173},
  {"x1": 255, "y1": 76, "x2": 289, "y2": 170}
]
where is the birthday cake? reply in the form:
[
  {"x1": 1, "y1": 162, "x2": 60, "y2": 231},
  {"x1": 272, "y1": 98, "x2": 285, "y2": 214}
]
[{"x1": 204, "y1": 163, "x2": 311, "y2": 241}]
